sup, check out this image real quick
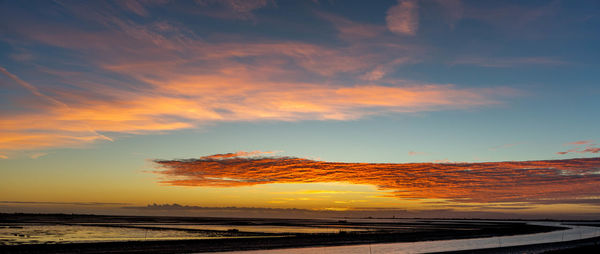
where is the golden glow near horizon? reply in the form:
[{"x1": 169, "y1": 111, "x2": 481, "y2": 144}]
[
  {"x1": 143, "y1": 153, "x2": 600, "y2": 215},
  {"x1": 2, "y1": 1, "x2": 600, "y2": 219},
  {"x1": 3, "y1": 155, "x2": 600, "y2": 217}
]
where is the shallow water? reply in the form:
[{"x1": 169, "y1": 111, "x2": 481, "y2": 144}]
[
  {"x1": 129, "y1": 224, "x2": 369, "y2": 233},
  {"x1": 219, "y1": 222, "x2": 600, "y2": 254},
  {"x1": 0, "y1": 223, "x2": 371, "y2": 245},
  {"x1": 0, "y1": 224, "x2": 226, "y2": 245}
]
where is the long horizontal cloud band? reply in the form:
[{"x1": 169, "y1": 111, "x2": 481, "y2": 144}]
[
  {"x1": 0, "y1": 0, "x2": 516, "y2": 153},
  {"x1": 154, "y1": 155, "x2": 600, "y2": 205},
  {"x1": 1, "y1": 67, "x2": 506, "y2": 151}
]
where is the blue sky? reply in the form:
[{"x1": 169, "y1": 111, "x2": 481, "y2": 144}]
[{"x1": 1, "y1": 0, "x2": 599, "y2": 218}]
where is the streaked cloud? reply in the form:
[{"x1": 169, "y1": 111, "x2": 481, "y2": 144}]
[
  {"x1": 28, "y1": 152, "x2": 48, "y2": 159},
  {"x1": 115, "y1": 0, "x2": 170, "y2": 16},
  {"x1": 0, "y1": 67, "x2": 67, "y2": 108},
  {"x1": 408, "y1": 151, "x2": 426, "y2": 156},
  {"x1": 0, "y1": 1, "x2": 517, "y2": 154},
  {"x1": 195, "y1": 0, "x2": 273, "y2": 20},
  {"x1": 386, "y1": 0, "x2": 419, "y2": 35},
  {"x1": 557, "y1": 147, "x2": 600, "y2": 155},
  {"x1": 566, "y1": 140, "x2": 592, "y2": 146},
  {"x1": 154, "y1": 154, "x2": 600, "y2": 206},
  {"x1": 452, "y1": 57, "x2": 567, "y2": 68},
  {"x1": 1, "y1": 63, "x2": 508, "y2": 152},
  {"x1": 557, "y1": 140, "x2": 599, "y2": 155},
  {"x1": 316, "y1": 11, "x2": 386, "y2": 40}
]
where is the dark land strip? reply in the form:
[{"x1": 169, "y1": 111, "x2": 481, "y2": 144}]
[
  {"x1": 1, "y1": 221, "x2": 561, "y2": 253},
  {"x1": 435, "y1": 235, "x2": 600, "y2": 254}
]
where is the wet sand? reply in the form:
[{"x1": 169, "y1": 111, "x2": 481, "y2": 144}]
[
  {"x1": 435, "y1": 235, "x2": 600, "y2": 254},
  {"x1": 0, "y1": 213, "x2": 579, "y2": 253},
  {"x1": 0, "y1": 226, "x2": 563, "y2": 254}
]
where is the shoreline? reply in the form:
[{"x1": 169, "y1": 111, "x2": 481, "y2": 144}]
[
  {"x1": 434, "y1": 235, "x2": 600, "y2": 254},
  {"x1": 0, "y1": 224, "x2": 562, "y2": 253},
  {"x1": 3, "y1": 213, "x2": 599, "y2": 253}
]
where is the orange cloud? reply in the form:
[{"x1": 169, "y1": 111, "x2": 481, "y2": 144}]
[
  {"x1": 557, "y1": 147, "x2": 600, "y2": 155},
  {"x1": 557, "y1": 140, "x2": 599, "y2": 155},
  {"x1": 0, "y1": 3, "x2": 516, "y2": 153},
  {"x1": 154, "y1": 155, "x2": 600, "y2": 206},
  {"x1": 1, "y1": 66, "x2": 507, "y2": 152},
  {"x1": 565, "y1": 140, "x2": 592, "y2": 145}
]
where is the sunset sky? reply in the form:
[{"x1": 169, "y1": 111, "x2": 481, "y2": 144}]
[{"x1": 1, "y1": 0, "x2": 600, "y2": 219}]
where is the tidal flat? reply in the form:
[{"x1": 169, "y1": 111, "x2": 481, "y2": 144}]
[{"x1": 1, "y1": 213, "x2": 597, "y2": 253}]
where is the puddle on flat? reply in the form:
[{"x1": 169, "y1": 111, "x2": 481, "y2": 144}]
[
  {"x1": 0, "y1": 224, "x2": 234, "y2": 245},
  {"x1": 127, "y1": 224, "x2": 368, "y2": 234},
  {"x1": 0, "y1": 223, "x2": 367, "y2": 245}
]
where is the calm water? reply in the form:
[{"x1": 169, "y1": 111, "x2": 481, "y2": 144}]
[
  {"x1": 219, "y1": 222, "x2": 600, "y2": 254},
  {"x1": 130, "y1": 224, "x2": 369, "y2": 233},
  {"x1": 4, "y1": 221, "x2": 599, "y2": 253},
  {"x1": 0, "y1": 223, "x2": 367, "y2": 245},
  {"x1": 0, "y1": 224, "x2": 236, "y2": 245}
]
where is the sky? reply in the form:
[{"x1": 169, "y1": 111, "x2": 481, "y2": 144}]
[{"x1": 1, "y1": 0, "x2": 600, "y2": 219}]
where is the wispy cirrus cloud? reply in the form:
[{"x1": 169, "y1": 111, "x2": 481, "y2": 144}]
[
  {"x1": 386, "y1": 0, "x2": 419, "y2": 35},
  {"x1": 557, "y1": 140, "x2": 599, "y2": 155},
  {"x1": 0, "y1": 1, "x2": 517, "y2": 154},
  {"x1": 557, "y1": 147, "x2": 600, "y2": 155},
  {"x1": 154, "y1": 154, "x2": 600, "y2": 207},
  {"x1": 408, "y1": 151, "x2": 426, "y2": 156},
  {"x1": 0, "y1": 67, "x2": 67, "y2": 108},
  {"x1": 1, "y1": 63, "x2": 508, "y2": 152},
  {"x1": 566, "y1": 140, "x2": 592, "y2": 145},
  {"x1": 115, "y1": 0, "x2": 170, "y2": 17},
  {"x1": 316, "y1": 11, "x2": 386, "y2": 40},
  {"x1": 28, "y1": 152, "x2": 48, "y2": 159},
  {"x1": 452, "y1": 57, "x2": 567, "y2": 68},
  {"x1": 195, "y1": 0, "x2": 273, "y2": 20}
]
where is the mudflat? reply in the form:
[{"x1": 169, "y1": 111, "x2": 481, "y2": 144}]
[{"x1": 0, "y1": 213, "x2": 566, "y2": 253}]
